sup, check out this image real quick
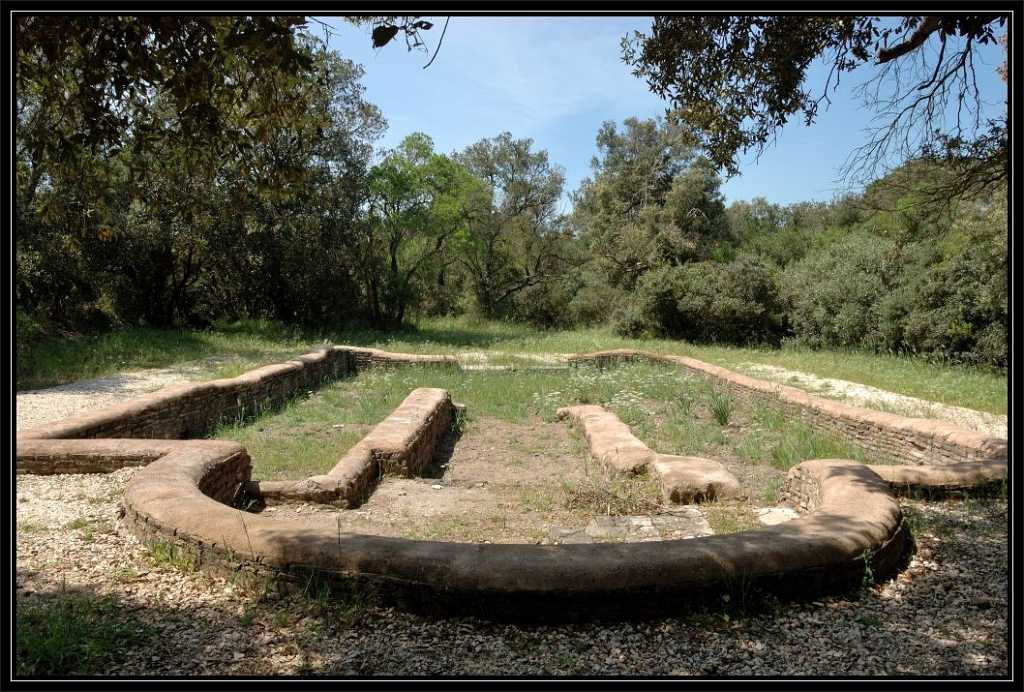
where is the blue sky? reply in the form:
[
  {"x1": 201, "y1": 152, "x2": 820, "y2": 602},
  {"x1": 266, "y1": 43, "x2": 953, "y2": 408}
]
[{"x1": 317, "y1": 16, "x2": 1008, "y2": 209}]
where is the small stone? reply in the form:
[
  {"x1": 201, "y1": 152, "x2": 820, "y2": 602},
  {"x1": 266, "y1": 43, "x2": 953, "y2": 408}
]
[{"x1": 431, "y1": 484, "x2": 442, "y2": 490}]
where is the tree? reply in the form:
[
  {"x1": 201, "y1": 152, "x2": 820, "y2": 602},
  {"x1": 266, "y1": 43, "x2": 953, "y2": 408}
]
[
  {"x1": 455, "y1": 133, "x2": 573, "y2": 319},
  {"x1": 15, "y1": 16, "x2": 317, "y2": 193},
  {"x1": 573, "y1": 118, "x2": 729, "y2": 289},
  {"x1": 359, "y1": 134, "x2": 481, "y2": 328},
  {"x1": 622, "y1": 15, "x2": 1008, "y2": 200},
  {"x1": 16, "y1": 37, "x2": 385, "y2": 328}
]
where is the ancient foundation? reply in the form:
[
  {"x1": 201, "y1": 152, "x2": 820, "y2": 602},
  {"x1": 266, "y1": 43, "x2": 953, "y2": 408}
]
[{"x1": 15, "y1": 345, "x2": 1007, "y2": 620}]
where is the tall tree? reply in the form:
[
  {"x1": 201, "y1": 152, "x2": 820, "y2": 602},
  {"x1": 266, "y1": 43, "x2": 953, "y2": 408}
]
[
  {"x1": 573, "y1": 118, "x2": 728, "y2": 289},
  {"x1": 359, "y1": 134, "x2": 480, "y2": 328},
  {"x1": 455, "y1": 133, "x2": 571, "y2": 318}
]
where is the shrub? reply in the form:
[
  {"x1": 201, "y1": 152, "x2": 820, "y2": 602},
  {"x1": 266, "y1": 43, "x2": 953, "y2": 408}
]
[
  {"x1": 780, "y1": 232, "x2": 900, "y2": 349},
  {"x1": 708, "y1": 389, "x2": 732, "y2": 426},
  {"x1": 615, "y1": 255, "x2": 787, "y2": 345}
]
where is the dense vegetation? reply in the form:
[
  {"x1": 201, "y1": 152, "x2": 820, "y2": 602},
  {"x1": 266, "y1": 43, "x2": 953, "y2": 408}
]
[{"x1": 16, "y1": 17, "x2": 1008, "y2": 371}]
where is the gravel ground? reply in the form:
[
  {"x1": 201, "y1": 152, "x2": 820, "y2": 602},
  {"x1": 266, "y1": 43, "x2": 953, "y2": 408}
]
[
  {"x1": 15, "y1": 468, "x2": 1007, "y2": 677},
  {"x1": 741, "y1": 363, "x2": 1007, "y2": 438}
]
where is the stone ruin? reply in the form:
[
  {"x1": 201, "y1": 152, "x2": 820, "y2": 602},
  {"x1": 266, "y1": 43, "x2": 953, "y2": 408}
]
[{"x1": 16, "y1": 346, "x2": 1007, "y2": 619}]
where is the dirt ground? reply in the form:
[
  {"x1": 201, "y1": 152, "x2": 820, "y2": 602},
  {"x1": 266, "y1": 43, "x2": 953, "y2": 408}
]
[{"x1": 258, "y1": 415, "x2": 727, "y2": 543}]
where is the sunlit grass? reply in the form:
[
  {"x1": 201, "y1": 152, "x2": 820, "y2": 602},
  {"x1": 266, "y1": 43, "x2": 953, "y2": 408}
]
[
  {"x1": 18, "y1": 315, "x2": 1006, "y2": 415},
  {"x1": 212, "y1": 362, "x2": 887, "y2": 488}
]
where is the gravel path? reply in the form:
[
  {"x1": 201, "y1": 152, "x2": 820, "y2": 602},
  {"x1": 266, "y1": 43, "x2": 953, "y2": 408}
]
[
  {"x1": 15, "y1": 468, "x2": 1007, "y2": 676},
  {"x1": 740, "y1": 363, "x2": 1007, "y2": 438}
]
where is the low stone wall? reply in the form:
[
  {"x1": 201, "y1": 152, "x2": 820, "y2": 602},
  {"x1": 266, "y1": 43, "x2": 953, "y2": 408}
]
[
  {"x1": 253, "y1": 388, "x2": 456, "y2": 506},
  {"x1": 17, "y1": 349, "x2": 355, "y2": 443},
  {"x1": 118, "y1": 443, "x2": 913, "y2": 619},
  {"x1": 16, "y1": 344, "x2": 1006, "y2": 620},
  {"x1": 870, "y1": 458, "x2": 1007, "y2": 496},
  {"x1": 555, "y1": 404, "x2": 652, "y2": 473},
  {"x1": 556, "y1": 404, "x2": 742, "y2": 503},
  {"x1": 568, "y1": 350, "x2": 1007, "y2": 467},
  {"x1": 16, "y1": 346, "x2": 457, "y2": 452}
]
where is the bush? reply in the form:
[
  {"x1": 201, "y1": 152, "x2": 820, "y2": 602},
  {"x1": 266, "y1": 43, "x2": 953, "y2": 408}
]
[
  {"x1": 781, "y1": 233, "x2": 900, "y2": 350},
  {"x1": 615, "y1": 256, "x2": 786, "y2": 344},
  {"x1": 567, "y1": 283, "x2": 630, "y2": 327}
]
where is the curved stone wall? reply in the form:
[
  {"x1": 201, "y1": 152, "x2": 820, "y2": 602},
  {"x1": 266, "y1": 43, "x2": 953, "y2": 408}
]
[{"x1": 118, "y1": 445, "x2": 909, "y2": 617}]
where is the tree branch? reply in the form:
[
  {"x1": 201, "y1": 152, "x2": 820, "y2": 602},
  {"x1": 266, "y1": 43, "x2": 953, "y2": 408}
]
[{"x1": 877, "y1": 16, "x2": 942, "y2": 64}]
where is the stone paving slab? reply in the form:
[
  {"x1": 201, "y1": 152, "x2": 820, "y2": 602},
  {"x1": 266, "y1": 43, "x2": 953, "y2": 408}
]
[{"x1": 546, "y1": 507, "x2": 714, "y2": 544}]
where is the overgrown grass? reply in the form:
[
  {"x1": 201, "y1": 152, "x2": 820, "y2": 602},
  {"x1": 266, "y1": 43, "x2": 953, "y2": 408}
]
[
  {"x1": 18, "y1": 316, "x2": 1006, "y2": 415},
  {"x1": 16, "y1": 589, "x2": 157, "y2": 676},
  {"x1": 561, "y1": 472, "x2": 663, "y2": 516},
  {"x1": 214, "y1": 361, "x2": 883, "y2": 501}
]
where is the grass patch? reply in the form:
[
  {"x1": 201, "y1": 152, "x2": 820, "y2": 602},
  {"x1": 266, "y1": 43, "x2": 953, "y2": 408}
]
[
  {"x1": 703, "y1": 502, "x2": 761, "y2": 535},
  {"x1": 214, "y1": 360, "x2": 875, "y2": 501},
  {"x1": 16, "y1": 590, "x2": 157, "y2": 676},
  {"x1": 707, "y1": 389, "x2": 733, "y2": 426},
  {"x1": 17, "y1": 521, "x2": 48, "y2": 535},
  {"x1": 146, "y1": 540, "x2": 199, "y2": 573},
  {"x1": 561, "y1": 472, "x2": 662, "y2": 516}
]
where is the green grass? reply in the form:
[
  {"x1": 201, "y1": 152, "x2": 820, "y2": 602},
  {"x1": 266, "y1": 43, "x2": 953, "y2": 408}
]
[
  {"x1": 18, "y1": 315, "x2": 1006, "y2": 414},
  {"x1": 146, "y1": 539, "x2": 199, "y2": 573},
  {"x1": 708, "y1": 389, "x2": 733, "y2": 426},
  {"x1": 16, "y1": 591, "x2": 157, "y2": 676},
  {"x1": 213, "y1": 361, "x2": 883, "y2": 495}
]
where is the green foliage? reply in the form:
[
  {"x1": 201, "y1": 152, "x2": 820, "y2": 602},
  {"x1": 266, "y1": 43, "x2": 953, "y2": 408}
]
[
  {"x1": 452, "y1": 132, "x2": 576, "y2": 322},
  {"x1": 573, "y1": 118, "x2": 732, "y2": 292},
  {"x1": 777, "y1": 182, "x2": 1007, "y2": 367},
  {"x1": 359, "y1": 133, "x2": 482, "y2": 328},
  {"x1": 708, "y1": 389, "x2": 733, "y2": 426},
  {"x1": 781, "y1": 232, "x2": 899, "y2": 350},
  {"x1": 617, "y1": 256, "x2": 786, "y2": 344},
  {"x1": 14, "y1": 16, "x2": 1005, "y2": 376},
  {"x1": 17, "y1": 591, "x2": 156, "y2": 676}
]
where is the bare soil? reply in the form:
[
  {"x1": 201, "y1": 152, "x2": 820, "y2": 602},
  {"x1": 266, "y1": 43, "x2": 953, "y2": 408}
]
[{"x1": 258, "y1": 415, "x2": 723, "y2": 544}]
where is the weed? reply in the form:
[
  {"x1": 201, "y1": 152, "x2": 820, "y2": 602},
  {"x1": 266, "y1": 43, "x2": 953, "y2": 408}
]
[
  {"x1": 561, "y1": 473, "x2": 661, "y2": 516},
  {"x1": 708, "y1": 390, "x2": 732, "y2": 426},
  {"x1": 760, "y1": 477, "x2": 785, "y2": 505},
  {"x1": 703, "y1": 501, "x2": 760, "y2": 535},
  {"x1": 860, "y1": 549, "x2": 876, "y2": 590},
  {"x1": 857, "y1": 613, "x2": 883, "y2": 628},
  {"x1": 16, "y1": 590, "x2": 156, "y2": 676},
  {"x1": 17, "y1": 521, "x2": 47, "y2": 535},
  {"x1": 146, "y1": 539, "x2": 199, "y2": 573},
  {"x1": 238, "y1": 607, "x2": 257, "y2": 627},
  {"x1": 65, "y1": 518, "x2": 91, "y2": 531},
  {"x1": 676, "y1": 391, "x2": 695, "y2": 417},
  {"x1": 112, "y1": 566, "x2": 144, "y2": 583}
]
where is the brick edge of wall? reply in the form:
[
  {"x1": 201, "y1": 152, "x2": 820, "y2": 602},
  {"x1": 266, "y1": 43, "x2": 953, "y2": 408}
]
[{"x1": 568, "y1": 349, "x2": 1007, "y2": 467}]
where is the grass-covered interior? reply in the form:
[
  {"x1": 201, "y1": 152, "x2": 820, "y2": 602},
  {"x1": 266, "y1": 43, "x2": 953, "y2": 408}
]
[{"x1": 211, "y1": 362, "x2": 872, "y2": 541}]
